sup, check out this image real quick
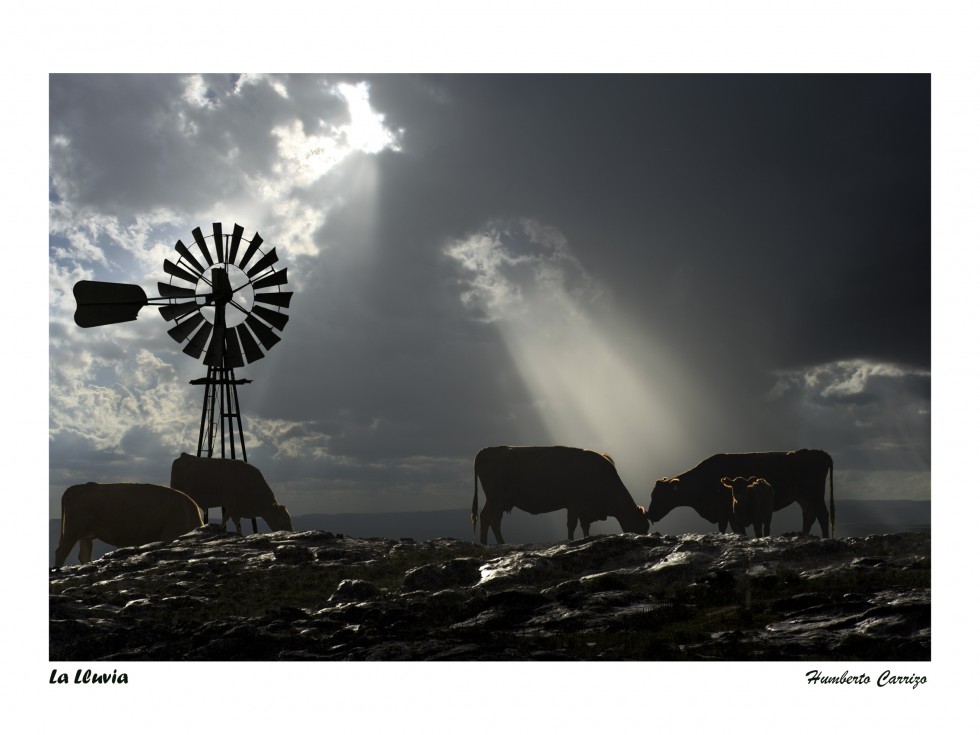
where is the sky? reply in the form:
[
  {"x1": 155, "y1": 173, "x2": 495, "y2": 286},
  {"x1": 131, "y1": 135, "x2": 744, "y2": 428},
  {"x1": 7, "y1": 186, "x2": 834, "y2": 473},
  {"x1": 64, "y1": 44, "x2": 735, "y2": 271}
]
[{"x1": 48, "y1": 73, "x2": 932, "y2": 532}]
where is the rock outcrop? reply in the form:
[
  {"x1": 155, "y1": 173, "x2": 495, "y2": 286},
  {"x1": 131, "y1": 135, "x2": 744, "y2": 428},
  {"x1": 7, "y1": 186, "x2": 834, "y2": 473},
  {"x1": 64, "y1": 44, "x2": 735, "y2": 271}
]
[{"x1": 49, "y1": 527, "x2": 930, "y2": 661}]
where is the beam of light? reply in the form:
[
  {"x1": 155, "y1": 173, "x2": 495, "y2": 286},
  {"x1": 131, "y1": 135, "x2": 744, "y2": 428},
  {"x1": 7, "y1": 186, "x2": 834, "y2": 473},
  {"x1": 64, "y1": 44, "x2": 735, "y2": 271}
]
[{"x1": 446, "y1": 219, "x2": 708, "y2": 503}]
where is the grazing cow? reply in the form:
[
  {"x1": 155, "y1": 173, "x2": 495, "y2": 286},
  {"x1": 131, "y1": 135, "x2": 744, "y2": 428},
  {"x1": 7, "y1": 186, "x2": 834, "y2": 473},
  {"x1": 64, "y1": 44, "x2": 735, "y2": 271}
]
[
  {"x1": 648, "y1": 449, "x2": 835, "y2": 537},
  {"x1": 722, "y1": 476, "x2": 775, "y2": 538},
  {"x1": 54, "y1": 482, "x2": 204, "y2": 568},
  {"x1": 170, "y1": 453, "x2": 292, "y2": 534},
  {"x1": 470, "y1": 445, "x2": 649, "y2": 544}
]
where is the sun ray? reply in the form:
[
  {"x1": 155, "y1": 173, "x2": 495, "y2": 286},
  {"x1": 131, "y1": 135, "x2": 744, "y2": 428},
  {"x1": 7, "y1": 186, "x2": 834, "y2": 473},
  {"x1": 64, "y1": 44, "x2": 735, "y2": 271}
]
[{"x1": 446, "y1": 220, "x2": 706, "y2": 495}]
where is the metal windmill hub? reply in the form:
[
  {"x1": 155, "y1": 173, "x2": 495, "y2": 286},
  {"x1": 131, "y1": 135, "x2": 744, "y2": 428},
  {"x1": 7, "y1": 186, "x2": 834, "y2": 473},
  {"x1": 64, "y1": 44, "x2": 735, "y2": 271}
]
[{"x1": 197, "y1": 264, "x2": 254, "y2": 328}]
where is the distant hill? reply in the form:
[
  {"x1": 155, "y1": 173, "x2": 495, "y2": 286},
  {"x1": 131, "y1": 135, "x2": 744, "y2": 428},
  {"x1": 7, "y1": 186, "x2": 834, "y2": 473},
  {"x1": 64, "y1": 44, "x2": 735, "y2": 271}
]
[
  {"x1": 48, "y1": 499, "x2": 930, "y2": 567},
  {"x1": 828, "y1": 499, "x2": 931, "y2": 537}
]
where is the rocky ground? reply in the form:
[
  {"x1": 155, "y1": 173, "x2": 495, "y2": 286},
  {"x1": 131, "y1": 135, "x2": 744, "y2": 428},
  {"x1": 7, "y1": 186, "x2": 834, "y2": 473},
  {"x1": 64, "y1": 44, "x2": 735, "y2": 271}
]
[{"x1": 49, "y1": 527, "x2": 930, "y2": 661}]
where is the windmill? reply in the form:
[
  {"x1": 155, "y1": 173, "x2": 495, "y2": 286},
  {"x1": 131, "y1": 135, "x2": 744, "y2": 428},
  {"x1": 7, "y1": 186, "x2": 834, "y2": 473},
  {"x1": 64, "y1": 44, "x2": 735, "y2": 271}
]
[{"x1": 73, "y1": 223, "x2": 293, "y2": 464}]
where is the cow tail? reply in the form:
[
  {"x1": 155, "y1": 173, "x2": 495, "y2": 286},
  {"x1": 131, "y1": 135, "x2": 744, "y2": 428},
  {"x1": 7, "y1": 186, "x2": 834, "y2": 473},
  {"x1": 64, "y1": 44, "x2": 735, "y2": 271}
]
[
  {"x1": 829, "y1": 453, "x2": 836, "y2": 538},
  {"x1": 471, "y1": 460, "x2": 480, "y2": 537},
  {"x1": 60, "y1": 490, "x2": 67, "y2": 540}
]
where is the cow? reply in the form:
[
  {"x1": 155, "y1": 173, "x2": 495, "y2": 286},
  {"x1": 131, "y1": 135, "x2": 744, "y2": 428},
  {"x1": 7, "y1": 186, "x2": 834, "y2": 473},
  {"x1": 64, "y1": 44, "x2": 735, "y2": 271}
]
[
  {"x1": 53, "y1": 482, "x2": 204, "y2": 568},
  {"x1": 470, "y1": 445, "x2": 649, "y2": 545},
  {"x1": 722, "y1": 476, "x2": 775, "y2": 538},
  {"x1": 648, "y1": 449, "x2": 835, "y2": 537},
  {"x1": 169, "y1": 453, "x2": 292, "y2": 534}
]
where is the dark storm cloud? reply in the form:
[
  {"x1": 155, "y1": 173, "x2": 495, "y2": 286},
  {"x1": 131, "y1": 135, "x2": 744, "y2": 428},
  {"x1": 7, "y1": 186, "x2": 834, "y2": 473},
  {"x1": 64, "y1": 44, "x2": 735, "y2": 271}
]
[
  {"x1": 49, "y1": 74, "x2": 350, "y2": 216},
  {"x1": 277, "y1": 75, "x2": 930, "y2": 465},
  {"x1": 234, "y1": 75, "x2": 929, "y2": 492},
  {"x1": 365, "y1": 74, "x2": 930, "y2": 371}
]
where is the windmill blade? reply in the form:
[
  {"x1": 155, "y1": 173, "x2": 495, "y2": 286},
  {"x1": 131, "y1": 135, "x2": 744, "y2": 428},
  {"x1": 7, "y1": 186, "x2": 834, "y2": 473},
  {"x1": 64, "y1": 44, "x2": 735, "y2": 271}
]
[
  {"x1": 167, "y1": 313, "x2": 204, "y2": 343},
  {"x1": 236, "y1": 323, "x2": 265, "y2": 363},
  {"x1": 159, "y1": 300, "x2": 201, "y2": 321},
  {"x1": 72, "y1": 281, "x2": 148, "y2": 327},
  {"x1": 228, "y1": 223, "x2": 244, "y2": 265},
  {"x1": 183, "y1": 320, "x2": 213, "y2": 359},
  {"x1": 245, "y1": 247, "x2": 279, "y2": 278},
  {"x1": 174, "y1": 240, "x2": 206, "y2": 274},
  {"x1": 164, "y1": 258, "x2": 201, "y2": 285},
  {"x1": 252, "y1": 268, "x2": 288, "y2": 291},
  {"x1": 237, "y1": 231, "x2": 264, "y2": 270},
  {"x1": 224, "y1": 324, "x2": 246, "y2": 368},
  {"x1": 192, "y1": 226, "x2": 214, "y2": 267},
  {"x1": 213, "y1": 222, "x2": 224, "y2": 263},
  {"x1": 252, "y1": 304, "x2": 289, "y2": 331},
  {"x1": 254, "y1": 290, "x2": 293, "y2": 308},
  {"x1": 157, "y1": 282, "x2": 196, "y2": 299},
  {"x1": 244, "y1": 314, "x2": 281, "y2": 351}
]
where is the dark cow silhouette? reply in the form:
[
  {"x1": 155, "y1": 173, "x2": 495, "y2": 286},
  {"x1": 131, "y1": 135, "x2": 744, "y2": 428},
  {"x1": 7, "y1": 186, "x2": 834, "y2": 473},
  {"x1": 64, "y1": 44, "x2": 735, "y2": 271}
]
[
  {"x1": 54, "y1": 482, "x2": 204, "y2": 568},
  {"x1": 648, "y1": 449, "x2": 835, "y2": 537},
  {"x1": 722, "y1": 476, "x2": 775, "y2": 538},
  {"x1": 170, "y1": 453, "x2": 292, "y2": 534},
  {"x1": 471, "y1": 445, "x2": 649, "y2": 544}
]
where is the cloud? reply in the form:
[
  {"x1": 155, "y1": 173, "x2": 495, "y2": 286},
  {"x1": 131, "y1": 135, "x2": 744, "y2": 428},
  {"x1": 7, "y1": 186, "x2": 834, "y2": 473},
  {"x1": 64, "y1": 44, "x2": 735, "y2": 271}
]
[
  {"x1": 446, "y1": 217, "x2": 600, "y2": 322},
  {"x1": 768, "y1": 359, "x2": 930, "y2": 406},
  {"x1": 763, "y1": 359, "x2": 930, "y2": 474}
]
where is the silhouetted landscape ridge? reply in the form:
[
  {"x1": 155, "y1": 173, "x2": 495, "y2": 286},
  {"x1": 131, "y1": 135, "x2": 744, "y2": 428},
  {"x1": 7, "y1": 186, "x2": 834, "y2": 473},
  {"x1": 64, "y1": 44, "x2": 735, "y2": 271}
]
[{"x1": 49, "y1": 509, "x2": 930, "y2": 661}]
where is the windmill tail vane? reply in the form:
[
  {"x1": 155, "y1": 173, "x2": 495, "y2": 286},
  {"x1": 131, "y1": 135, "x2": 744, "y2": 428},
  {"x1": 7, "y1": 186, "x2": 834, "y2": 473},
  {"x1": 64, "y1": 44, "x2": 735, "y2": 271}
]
[{"x1": 72, "y1": 281, "x2": 154, "y2": 327}]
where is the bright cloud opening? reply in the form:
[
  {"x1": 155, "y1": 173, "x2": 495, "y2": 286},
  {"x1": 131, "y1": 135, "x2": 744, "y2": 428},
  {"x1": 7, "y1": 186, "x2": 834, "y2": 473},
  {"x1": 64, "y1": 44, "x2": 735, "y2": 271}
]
[
  {"x1": 336, "y1": 82, "x2": 402, "y2": 154},
  {"x1": 270, "y1": 81, "x2": 401, "y2": 188}
]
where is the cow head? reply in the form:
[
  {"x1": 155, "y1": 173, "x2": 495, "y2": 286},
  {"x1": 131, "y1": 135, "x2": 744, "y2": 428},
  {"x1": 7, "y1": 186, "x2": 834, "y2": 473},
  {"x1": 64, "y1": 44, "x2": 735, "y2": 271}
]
[
  {"x1": 721, "y1": 476, "x2": 754, "y2": 515},
  {"x1": 647, "y1": 477, "x2": 680, "y2": 522},
  {"x1": 619, "y1": 504, "x2": 650, "y2": 534},
  {"x1": 264, "y1": 503, "x2": 293, "y2": 532}
]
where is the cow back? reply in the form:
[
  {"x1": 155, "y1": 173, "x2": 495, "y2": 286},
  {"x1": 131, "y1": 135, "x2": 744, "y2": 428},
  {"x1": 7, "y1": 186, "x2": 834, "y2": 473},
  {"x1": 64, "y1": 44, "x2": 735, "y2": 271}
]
[
  {"x1": 685, "y1": 450, "x2": 831, "y2": 511},
  {"x1": 476, "y1": 445, "x2": 637, "y2": 519},
  {"x1": 62, "y1": 482, "x2": 203, "y2": 548},
  {"x1": 171, "y1": 453, "x2": 277, "y2": 513}
]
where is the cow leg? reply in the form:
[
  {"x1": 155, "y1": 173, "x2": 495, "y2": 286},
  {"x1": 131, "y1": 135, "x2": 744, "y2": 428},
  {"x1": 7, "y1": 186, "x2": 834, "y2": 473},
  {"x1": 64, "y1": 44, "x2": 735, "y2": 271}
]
[
  {"x1": 814, "y1": 503, "x2": 830, "y2": 539},
  {"x1": 490, "y1": 515, "x2": 505, "y2": 545},
  {"x1": 222, "y1": 509, "x2": 244, "y2": 535},
  {"x1": 801, "y1": 506, "x2": 817, "y2": 536},
  {"x1": 763, "y1": 518, "x2": 771, "y2": 537},
  {"x1": 581, "y1": 521, "x2": 591, "y2": 538},
  {"x1": 480, "y1": 505, "x2": 504, "y2": 545},
  {"x1": 753, "y1": 521, "x2": 763, "y2": 538},
  {"x1": 54, "y1": 536, "x2": 77, "y2": 569},
  {"x1": 78, "y1": 537, "x2": 94, "y2": 564},
  {"x1": 566, "y1": 509, "x2": 578, "y2": 541}
]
